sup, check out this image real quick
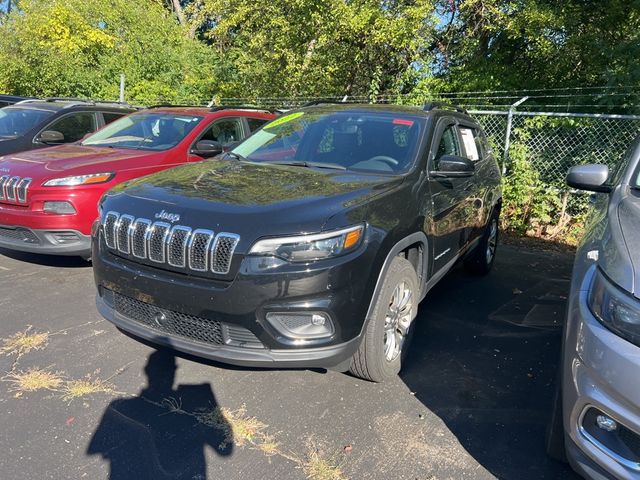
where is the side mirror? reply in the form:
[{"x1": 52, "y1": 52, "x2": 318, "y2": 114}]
[
  {"x1": 430, "y1": 155, "x2": 475, "y2": 178},
  {"x1": 38, "y1": 130, "x2": 65, "y2": 144},
  {"x1": 190, "y1": 140, "x2": 223, "y2": 158},
  {"x1": 566, "y1": 164, "x2": 611, "y2": 193}
]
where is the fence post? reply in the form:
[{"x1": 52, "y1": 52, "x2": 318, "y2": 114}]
[
  {"x1": 119, "y1": 74, "x2": 125, "y2": 103},
  {"x1": 502, "y1": 96, "x2": 529, "y2": 174}
]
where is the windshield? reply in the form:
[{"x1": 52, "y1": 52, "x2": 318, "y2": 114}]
[
  {"x1": 81, "y1": 112, "x2": 203, "y2": 150},
  {"x1": 232, "y1": 110, "x2": 424, "y2": 174},
  {"x1": 0, "y1": 107, "x2": 55, "y2": 138}
]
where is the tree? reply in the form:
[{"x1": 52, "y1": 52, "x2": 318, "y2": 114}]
[
  {"x1": 199, "y1": 0, "x2": 438, "y2": 98},
  {"x1": 0, "y1": 0, "x2": 218, "y2": 103}
]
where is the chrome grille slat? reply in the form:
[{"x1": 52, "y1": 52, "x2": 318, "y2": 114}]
[
  {"x1": 116, "y1": 215, "x2": 134, "y2": 254},
  {"x1": 5, "y1": 176, "x2": 19, "y2": 201},
  {"x1": 16, "y1": 178, "x2": 31, "y2": 203},
  {"x1": 0, "y1": 176, "x2": 8, "y2": 200},
  {"x1": 188, "y1": 229, "x2": 214, "y2": 271},
  {"x1": 101, "y1": 211, "x2": 239, "y2": 275},
  {"x1": 130, "y1": 219, "x2": 151, "y2": 259},
  {"x1": 104, "y1": 212, "x2": 119, "y2": 249},
  {"x1": 167, "y1": 226, "x2": 191, "y2": 267},
  {"x1": 211, "y1": 233, "x2": 240, "y2": 274},
  {"x1": 147, "y1": 222, "x2": 171, "y2": 263}
]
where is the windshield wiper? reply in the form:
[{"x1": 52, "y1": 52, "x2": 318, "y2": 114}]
[
  {"x1": 264, "y1": 160, "x2": 347, "y2": 171},
  {"x1": 224, "y1": 151, "x2": 248, "y2": 162}
]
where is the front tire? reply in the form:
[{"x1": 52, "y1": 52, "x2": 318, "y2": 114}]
[
  {"x1": 464, "y1": 214, "x2": 498, "y2": 275},
  {"x1": 349, "y1": 256, "x2": 419, "y2": 382}
]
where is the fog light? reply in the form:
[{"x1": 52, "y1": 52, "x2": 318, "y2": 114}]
[
  {"x1": 266, "y1": 312, "x2": 334, "y2": 340},
  {"x1": 43, "y1": 201, "x2": 76, "y2": 214},
  {"x1": 596, "y1": 415, "x2": 618, "y2": 432}
]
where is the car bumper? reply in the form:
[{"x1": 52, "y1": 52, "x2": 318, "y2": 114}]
[
  {"x1": 563, "y1": 266, "x2": 640, "y2": 479},
  {"x1": 0, "y1": 224, "x2": 91, "y2": 256},
  {"x1": 92, "y1": 235, "x2": 379, "y2": 369}
]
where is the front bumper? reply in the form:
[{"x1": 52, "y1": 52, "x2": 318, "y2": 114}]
[
  {"x1": 92, "y1": 232, "x2": 379, "y2": 369},
  {"x1": 563, "y1": 266, "x2": 640, "y2": 479},
  {"x1": 0, "y1": 224, "x2": 91, "y2": 256}
]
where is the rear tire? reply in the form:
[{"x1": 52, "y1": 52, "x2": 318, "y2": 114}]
[
  {"x1": 464, "y1": 214, "x2": 498, "y2": 275},
  {"x1": 349, "y1": 256, "x2": 419, "y2": 382}
]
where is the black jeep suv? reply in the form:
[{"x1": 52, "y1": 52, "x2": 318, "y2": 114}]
[
  {"x1": 0, "y1": 98, "x2": 134, "y2": 156},
  {"x1": 92, "y1": 103, "x2": 502, "y2": 382}
]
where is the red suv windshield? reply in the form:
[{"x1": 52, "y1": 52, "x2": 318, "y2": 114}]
[{"x1": 82, "y1": 112, "x2": 203, "y2": 151}]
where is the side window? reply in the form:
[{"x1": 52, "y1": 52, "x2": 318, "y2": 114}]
[
  {"x1": 435, "y1": 125, "x2": 461, "y2": 160},
  {"x1": 247, "y1": 117, "x2": 269, "y2": 132},
  {"x1": 200, "y1": 118, "x2": 243, "y2": 145},
  {"x1": 45, "y1": 112, "x2": 97, "y2": 143},
  {"x1": 459, "y1": 127, "x2": 481, "y2": 161},
  {"x1": 102, "y1": 112, "x2": 126, "y2": 125}
]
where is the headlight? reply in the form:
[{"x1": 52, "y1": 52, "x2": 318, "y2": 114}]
[
  {"x1": 588, "y1": 267, "x2": 640, "y2": 347},
  {"x1": 43, "y1": 172, "x2": 114, "y2": 187},
  {"x1": 249, "y1": 224, "x2": 364, "y2": 262}
]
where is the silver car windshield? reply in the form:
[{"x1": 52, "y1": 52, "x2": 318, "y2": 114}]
[{"x1": 82, "y1": 113, "x2": 203, "y2": 151}]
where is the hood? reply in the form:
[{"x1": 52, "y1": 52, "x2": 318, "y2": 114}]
[
  {"x1": 595, "y1": 188, "x2": 640, "y2": 300},
  {"x1": 0, "y1": 144, "x2": 168, "y2": 180},
  {"x1": 103, "y1": 159, "x2": 403, "y2": 241},
  {"x1": 617, "y1": 190, "x2": 640, "y2": 299}
]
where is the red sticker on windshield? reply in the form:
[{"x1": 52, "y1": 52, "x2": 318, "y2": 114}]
[{"x1": 392, "y1": 119, "x2": 414, "y2": 126}]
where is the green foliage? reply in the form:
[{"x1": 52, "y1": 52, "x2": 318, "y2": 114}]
[
  {"x1": 0, "y1": 0, "x2": 217, "y2": 103},
  {"x1": 199, "y1": 0, "x2": 437, "y2": 98},
  {"x1": 501, "y1": 136, "x2": 590, "y2": 245}
]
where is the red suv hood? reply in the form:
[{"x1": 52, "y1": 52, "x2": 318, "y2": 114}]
[{"x1": 0, "y1": 144, "x2": 168, "y2": 180}]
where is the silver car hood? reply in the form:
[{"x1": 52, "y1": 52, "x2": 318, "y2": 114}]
[{"x1": 617, "y1": 190, "x2": 640, "y2": 299}]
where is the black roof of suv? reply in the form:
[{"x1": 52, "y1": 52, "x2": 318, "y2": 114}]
[
  {"x1": 0, "y1": 98, "x2": 135, "y2": 156},
  {"x1": 92, "y1": 102, "x2": 502, "y2": 382}
]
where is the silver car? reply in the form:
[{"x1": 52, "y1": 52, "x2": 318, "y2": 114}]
[{"x1": 546, "y1": 137, "x2": 640, "y2": 479}]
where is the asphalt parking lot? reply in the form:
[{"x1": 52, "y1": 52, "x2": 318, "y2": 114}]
[{"x1": 0, "y1": 242, "x2": 579, "y2": 480}]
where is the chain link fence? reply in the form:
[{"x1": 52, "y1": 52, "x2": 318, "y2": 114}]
[{"x1": 470, "y1": 110, "x2": 640, "y2": 183}]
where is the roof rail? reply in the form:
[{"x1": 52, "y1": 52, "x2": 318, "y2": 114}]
[
  {"x1": 301, "y1": 100, "x2": 350, "y2": 107},
  {"x1": 209, "y1": 105, "x2": 275, "y2": 113},
  {"x1": 146, "y1": 104, "x2": 207, "y2": 109},
  {"x1": 422, "y1": 102, "x2": 468, "y2": 114}
]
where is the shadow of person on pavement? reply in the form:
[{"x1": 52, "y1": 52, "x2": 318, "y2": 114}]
[{"x1": 87, "y1": 349, "x2": 233, "y2": 479}]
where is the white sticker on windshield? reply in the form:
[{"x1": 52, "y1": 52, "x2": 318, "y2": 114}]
[{"x1": 460, "y1": 128, "x2": 479, "y2": 161}]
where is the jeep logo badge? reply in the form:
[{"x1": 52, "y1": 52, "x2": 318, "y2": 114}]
[{"x1": 155, "y1": 210, "x2": 180, "y2": 223}]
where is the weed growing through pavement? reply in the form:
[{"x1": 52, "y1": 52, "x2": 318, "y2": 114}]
[
  {"x1": 302, "y1": 440, "x2": 347, "y2": 480},
  {"x1": 3, "y1": 367, "x2": 63, "y2": 395},
  {"x1": 0, "y1": 326, "x2": 49, "y2": 357},
  {"x1": 60, "y1": 375, "x2": 117, "y2": 403}
]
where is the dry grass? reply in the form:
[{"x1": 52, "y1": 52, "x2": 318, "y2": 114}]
[
  {"x1": 302, "y1": 443, "x2": 346, "y2": 480},
  {"x1": 0, "y1": 327, "x2": 49, "y2": 356},
  {"x1": 195, "y1": 405, "x2": 267, "y2": 449},
  {"x1": 60, "y1": 376, "x2": 116, "y2": 402},
  {"x1": 3, "y1": 367, "x2": 63, "y2": 394}
]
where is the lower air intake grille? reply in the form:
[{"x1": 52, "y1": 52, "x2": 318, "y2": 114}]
[
  {"x1": 103, "y1": 289, "x2": 263, "y2": 348},
  {"x1": 0, "y1": 226, "x2": 39, "y2": 244}
]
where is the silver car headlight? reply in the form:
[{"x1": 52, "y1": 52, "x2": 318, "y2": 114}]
[
  {"x1": 588, "y1": 267, "x2": 640, "y2": 347},
  {"x1": 43, "y1": 172, "x2": 115, "y2": 187},
  {"x1": 249, "y1": 224, "x2": 364, "y2": 262}
]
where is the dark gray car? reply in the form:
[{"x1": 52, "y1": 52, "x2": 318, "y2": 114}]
[
  {"x1": 547, "y1": 137, "x2": 640, "y2": 479},
  {"x1": 0, "y1": 98, "x2": 134, "y2": 157}
]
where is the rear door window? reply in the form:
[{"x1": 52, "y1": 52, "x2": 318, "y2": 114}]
[
  {"x1": 200, "y1": 118, "x2": 244, "y2": 145},
  {"x1": 102, "y1": 112, "x2": 127, "y2": 125},
  {"x1": 247, "y1": 117, "x2": 269, "y2": 132},
  {"x1": 44, "y1": 112, "x2": 97, "y2": 143},
  {"x1": 459, "y1": 127, "x2": 481, "y2": 161}
]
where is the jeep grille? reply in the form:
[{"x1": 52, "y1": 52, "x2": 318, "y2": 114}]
[
  {"x1": 103, "y1": 211, "x2": 239, "y2": 275},
  {"x1": 0, "y1": 175, "x2": 32, "y2": 204}
]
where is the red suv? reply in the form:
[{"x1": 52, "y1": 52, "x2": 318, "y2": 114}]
[{"x1": 0, "y1": 106, "x2": 275, "y2": 258}]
